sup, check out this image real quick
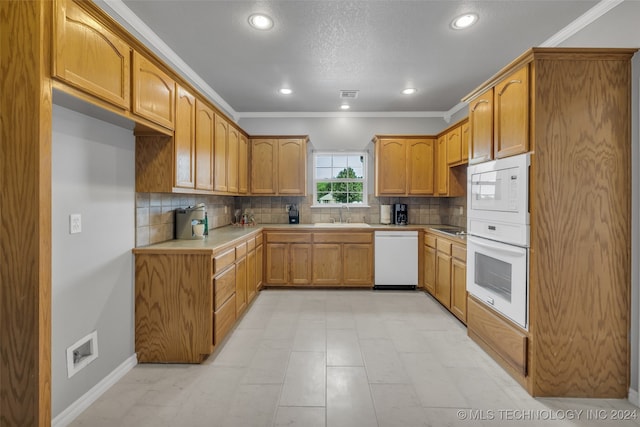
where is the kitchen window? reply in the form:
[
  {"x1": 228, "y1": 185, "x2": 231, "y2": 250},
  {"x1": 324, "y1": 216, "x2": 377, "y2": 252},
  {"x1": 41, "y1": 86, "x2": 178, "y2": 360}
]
[{"x1": 312, "y1": 152, "x2": 368, "y2": 206}]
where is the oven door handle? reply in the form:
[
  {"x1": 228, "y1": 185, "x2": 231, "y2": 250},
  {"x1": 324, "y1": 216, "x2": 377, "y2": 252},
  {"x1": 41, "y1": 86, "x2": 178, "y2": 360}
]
[{"x1": 469, "y1": 237, "x2": 526, "y2": 257}]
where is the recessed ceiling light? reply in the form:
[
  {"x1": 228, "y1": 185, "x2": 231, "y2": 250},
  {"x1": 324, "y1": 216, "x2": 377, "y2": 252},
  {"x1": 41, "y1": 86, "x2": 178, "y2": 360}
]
[
  {"x1": 248, "y1": 13, "x2": 274, "y2": 30},
  {"x1": 451, "y1": 13, "x2": 478, "y2": 30},
  {"x1": 279, "y1": 88, "x2": 293, "y2": 95},
  {"x1": 340, "y1": 104, "x2": 350, "y2": 110},
  {"x1": 402, "y1": 88, "x2": 417, "y2": 95}
]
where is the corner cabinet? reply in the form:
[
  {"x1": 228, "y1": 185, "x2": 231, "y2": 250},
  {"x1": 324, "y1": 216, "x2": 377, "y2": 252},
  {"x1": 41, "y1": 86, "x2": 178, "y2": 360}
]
[
  {"x1": 54, "y1": 0, "x2": 131, "y2": 110},
  {"x1": 374, "y1": 136, "x2": 435, "y2": 196},
  {"x1": 434, "y1": 120, "x2": 467, "y2": 197},
  {"x1": 250, "y1": 137, "x2": 308, "y2": 196},
  {"x1": 462, "y1": 48, "x2": 637, "y2": 398}
]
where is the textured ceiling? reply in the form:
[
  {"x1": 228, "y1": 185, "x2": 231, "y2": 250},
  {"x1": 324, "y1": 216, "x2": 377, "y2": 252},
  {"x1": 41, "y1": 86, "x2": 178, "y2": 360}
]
[{"x1": 113, "y1": 0, "x2": 600, "y2": 115}]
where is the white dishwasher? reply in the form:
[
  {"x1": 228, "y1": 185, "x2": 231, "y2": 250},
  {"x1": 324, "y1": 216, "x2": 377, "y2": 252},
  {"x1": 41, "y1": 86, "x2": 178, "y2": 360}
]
[{"x1": 374, "y1": 230, "x2": 418, "y2": 289}]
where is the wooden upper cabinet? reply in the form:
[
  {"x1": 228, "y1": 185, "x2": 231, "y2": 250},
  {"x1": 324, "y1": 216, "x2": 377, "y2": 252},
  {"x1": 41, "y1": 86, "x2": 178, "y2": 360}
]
[
  {"x1": 446, "y1": 126, "x2": 462, "y2": 165},
  {"x1": 376, "y1": 139, "x2": 407, "y2": 195},
  {"x1": 407, "y1": 138, "x2": 435, "y2": 195},
  {"x1": 461, "y1": 121, "x2": 470, "y2": 162},
  {"x1": 251, "y1": 139, "x2": 278, "y2": 194},
  {"x1": 468, "y1": 88, "x2": 494, "y2": 165},
  {"x1": 195, "y1": 100, "x2": 214, "y2": 191},
  {"x1": 174, "y1": 86, "x2": 196, "y2": 188},
  {"x1": 214, "y1": 114, "x2": 228, "y2": 192},
  {"x1": 278, "y1": 139, "x2": 307, "y2": 195},
  {"x1": 54, "y1": 0, "x2": 131, "y2": 109},
  {"x1": 494, "y1": 66, "x2": 529, "y2": 159},
  {"x1": 227, "y1": 126, "x2": 240, "y2": 194},
  {"x1": 436, "y1": 135, "x2": 448, "y2": 195},
  {"x1": 133, "y1": 51, "x2": 175, "y2": 130},
  {"x1": 238, "y1": 134, "x2": 249, "y2": 194}
]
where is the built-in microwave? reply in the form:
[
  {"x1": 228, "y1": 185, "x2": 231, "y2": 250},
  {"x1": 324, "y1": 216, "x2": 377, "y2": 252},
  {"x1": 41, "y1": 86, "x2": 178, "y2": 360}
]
[{"x1": 467, "y1": 153, "x2": 530, "y2": 246}]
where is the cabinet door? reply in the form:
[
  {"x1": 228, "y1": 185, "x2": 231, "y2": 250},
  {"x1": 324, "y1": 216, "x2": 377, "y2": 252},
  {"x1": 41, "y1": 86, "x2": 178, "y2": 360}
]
[
  {"x1": 251, "y1": 139, "x2": 277, "y2": 194},
  {"x1": 343, "y1": 243, "x2": 373, "y2": 286},
  {"x1": 376, "y1": 139, "x2": 406, "y2": 195},
  {"x1": 132, "y1": 51, "x2": 175, "y2": 130},
  {"x1": 469, "y1": 88, "x2": 493, "y2": 165},
  {"x1": 436, "y1": 136, "x2": 448, "y2": 195},
  {"x1": 195, "y1": 100, "x2": 214, "y2": 191},
  {"x1": 214, "y1": 114, "x2": 228, "y2": 192},
  {"x1": 256, "y1": 244, "x2": 264, "y2": 290},
  {"x1": 265, "y1": 243, "x2": 287, "y2": 285},
  {"x1": 313, "y1": 244, "x2": 342, "y2": 285},
  {"x1": 278, "y1": 139, "x2": 307, "y2": 195},
  {"x1": 494, "y1": 66, "x2": 529, "y2": 159},
  {"x1": 290, "y1": 244, "x2": 312, "y2": 285},
  {"x1": 451, "y1": 258, "x2": 467, "y2": 324},
  {"x1": 446, "y1": 126, "x2": 462, "y2": 165},
  {"x1": 247, "y1": 249, "x2": 256, "y2": 303},
  {"x1": 423, "y1": 245, "x2": 436, "y2": 295},
  {"x1": 235, "y1": 256, "x2": 247, "y2": 316},
  {"x1": 408, "y1": 138, "x2": 435, "y2": 195},
  {"x1": 461, "y1": 121, "x2": 469, "y2": 162},
  {"x1": 435, "y1": 252, "x2": 451, "y2": 308},
  {"x1": 174, "y1": 86, "x2": 195, "y2": 188},
  {"x1": 238, "y1": 134, "x2": 249, "y2": 194},
  {"x1": 227, "y1": 126, "x2": 240, "y2": 194},
  {"x1": 54, "y1": 0, "x2": 131, "y2": 109}
]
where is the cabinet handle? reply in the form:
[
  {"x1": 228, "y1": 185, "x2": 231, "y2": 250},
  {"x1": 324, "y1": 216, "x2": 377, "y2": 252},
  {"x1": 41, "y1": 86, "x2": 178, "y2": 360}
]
[
  {"x1": 471, "y1": 99, "x2": 489, "y2": 112},
  {"x1": 498, "y1": 79, "x2": 522, "y2": 96}
]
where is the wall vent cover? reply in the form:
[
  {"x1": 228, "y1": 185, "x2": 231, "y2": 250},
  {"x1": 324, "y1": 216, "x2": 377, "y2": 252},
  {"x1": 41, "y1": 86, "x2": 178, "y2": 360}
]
[{"x1": 339, "y1": 90, "x2": 359, "y2": 99}]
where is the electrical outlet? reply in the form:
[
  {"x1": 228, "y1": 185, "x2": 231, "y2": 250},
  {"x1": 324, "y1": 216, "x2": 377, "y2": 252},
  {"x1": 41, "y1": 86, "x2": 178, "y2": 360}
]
[
  {"x1": 224, "y1": 206, "x2": 228, "y2": 214},
  {"x1": 458, "y1": 206, "x2": 464, "y2": 215},
  {"x1": 69, "y1": 214, "x2": 82, "y2": 234}
]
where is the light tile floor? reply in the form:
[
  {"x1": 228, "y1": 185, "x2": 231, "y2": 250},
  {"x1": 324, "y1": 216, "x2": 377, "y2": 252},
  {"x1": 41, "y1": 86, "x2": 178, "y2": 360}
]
[{"x1": 70, "y1": 290, "x2": 640, "y2": 427}]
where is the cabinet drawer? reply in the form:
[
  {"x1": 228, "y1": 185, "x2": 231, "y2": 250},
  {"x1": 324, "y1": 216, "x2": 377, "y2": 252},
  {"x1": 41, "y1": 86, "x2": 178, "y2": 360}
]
[
  {"x1": 235, "y1": 242, "x2": 247, "y2": 259},
  {"x1": 425, "y1": 234, "x2": 437, "y2": 248},
  {"x1": 256, "y1": 233, "x2": 263, "y2": 246},
  {"x1": 452, "y1": 245, "x2": 466, "y2": 261},
  {"x1": 247, "y1": 237, "x2": 256, "y2": 252},
  {"x1": 467, "y1": 296, "x2": 527, "y2": 376},
  {"x1": 213, "y1": 248, "x2": 235, "y2": 275},
  {"x1": 266, "y1": 232, "x2": 311, "y2": 243},
  {"x1": 436, "y1": 238, "x2": 452, "y2": 255},
  {"x1": 213, "y1": 265, "x2": 236, "y2": 311},
  {"x1": 214, "y1": 294, "x2": 236, "y2": 346},
  {"x1": 314, "y1": 232, "x2": 372, "y2": 243}
]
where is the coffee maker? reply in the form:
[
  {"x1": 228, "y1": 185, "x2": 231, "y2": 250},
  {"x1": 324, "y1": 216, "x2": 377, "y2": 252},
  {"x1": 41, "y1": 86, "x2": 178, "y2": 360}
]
[{"x1": 393, "y1": 203, "x2": 408, "y2": 225}]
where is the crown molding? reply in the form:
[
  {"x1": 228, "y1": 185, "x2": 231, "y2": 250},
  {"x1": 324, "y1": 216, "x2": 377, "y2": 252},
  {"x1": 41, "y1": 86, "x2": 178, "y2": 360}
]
[
  {"x1": 235, "y1": 111, "x2": 450, "y2": 119},
  {"x1": 540, "y1": 0, "x2": 624, "y2": 47}
]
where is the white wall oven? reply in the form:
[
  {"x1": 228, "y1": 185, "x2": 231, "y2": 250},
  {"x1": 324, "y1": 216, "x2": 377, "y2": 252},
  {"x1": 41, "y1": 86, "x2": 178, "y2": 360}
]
[{"x1": 467, "y1": 153, "x2": 530, "y2": 329}]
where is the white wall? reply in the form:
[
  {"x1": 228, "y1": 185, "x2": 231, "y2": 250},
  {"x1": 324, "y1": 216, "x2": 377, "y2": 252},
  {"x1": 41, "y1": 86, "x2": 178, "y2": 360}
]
[
  {"x1": 51, "y1": 105, "x2": 136, "y2": 416},
  {"x1": 558, "y1": 0, "x2": 640, "y2": 397},
  {"x1": 238, "y1": 116, "x2": 449, "y2": 151}
]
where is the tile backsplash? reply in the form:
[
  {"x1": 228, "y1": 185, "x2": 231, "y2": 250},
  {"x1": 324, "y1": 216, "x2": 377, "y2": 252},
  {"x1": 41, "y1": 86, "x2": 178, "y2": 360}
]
[{"x1": 135, "y1": 193, "x2": 467, "y2": 247}]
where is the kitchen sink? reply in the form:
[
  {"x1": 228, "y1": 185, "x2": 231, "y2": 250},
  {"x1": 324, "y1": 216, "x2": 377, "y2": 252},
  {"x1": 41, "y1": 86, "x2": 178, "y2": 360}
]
[
  {"x1": 313, "y1": 222, "x2": 370, "y2": 228},
  {"x1": 430, "y1": 226, "x2": 466, "y2": 236}
]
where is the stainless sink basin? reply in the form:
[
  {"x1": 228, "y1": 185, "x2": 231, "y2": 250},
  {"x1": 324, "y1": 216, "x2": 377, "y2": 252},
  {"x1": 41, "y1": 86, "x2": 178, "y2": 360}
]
[
  {"x1": 313, "y1": 222, "x2": 370, "y2": 228},
  {"x1": 430, "y1": 226, "x2": 466, "y2": 236}
]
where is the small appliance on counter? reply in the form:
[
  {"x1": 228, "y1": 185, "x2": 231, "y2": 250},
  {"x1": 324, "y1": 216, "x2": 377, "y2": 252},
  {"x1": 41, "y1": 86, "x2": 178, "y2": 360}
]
[
  {"x1": 175, "y1": 205, "x2": 206, "y2": 239},
  {"x1": 393, "y1": 203, "x2": 408, "y2": 225},
  {"x1": 380, "y1": 205, "x2": 392, "y2": 225},
  {"x1": 288, "y1": 205, "x2": 299, "y2": 224}
]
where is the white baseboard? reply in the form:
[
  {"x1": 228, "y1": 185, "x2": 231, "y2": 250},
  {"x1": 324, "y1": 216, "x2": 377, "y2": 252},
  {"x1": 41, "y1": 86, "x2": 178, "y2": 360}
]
[
  {"x1": 629, "y1": 388, "x2": 640, "y2": 408},
  {"x1": 52, "y1": 353, "x2": 138, "y2": 427}
]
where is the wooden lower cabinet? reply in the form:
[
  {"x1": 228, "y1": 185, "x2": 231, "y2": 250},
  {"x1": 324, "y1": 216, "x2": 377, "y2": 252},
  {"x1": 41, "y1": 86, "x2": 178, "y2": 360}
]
[
  {"x1": 133, "y1": 231, "x2": 261, "y2": 363},
  {"x1": 256, "y1": 241, "x2": 264, "y2": 290},
  {"x1": 424, "y1": 231, "x2": 467, "y2": 324},
  {"x1": 313, "y1": 243, "x2": 342, "y2": 285},
  {"x1": 264, "y1": 231, "x2": 373, "y2": 287}
]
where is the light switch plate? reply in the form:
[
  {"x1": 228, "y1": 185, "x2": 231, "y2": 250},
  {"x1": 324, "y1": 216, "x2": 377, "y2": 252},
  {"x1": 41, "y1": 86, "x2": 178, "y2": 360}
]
[{"x1": 70, "y1": 213, "x2": 82, "y2": 234}]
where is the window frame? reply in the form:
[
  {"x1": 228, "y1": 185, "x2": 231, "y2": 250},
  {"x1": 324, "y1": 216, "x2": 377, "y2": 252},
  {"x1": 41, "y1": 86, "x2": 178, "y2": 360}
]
[{"x1": 311, "y1": 151, "x2": 369, "y2": 207}]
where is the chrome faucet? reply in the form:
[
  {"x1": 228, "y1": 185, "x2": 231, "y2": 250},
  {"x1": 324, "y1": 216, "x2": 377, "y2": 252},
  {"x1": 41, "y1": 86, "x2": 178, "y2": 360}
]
[{"x1": 339, "y1": 204, "x2": 349, "y2": 223}]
